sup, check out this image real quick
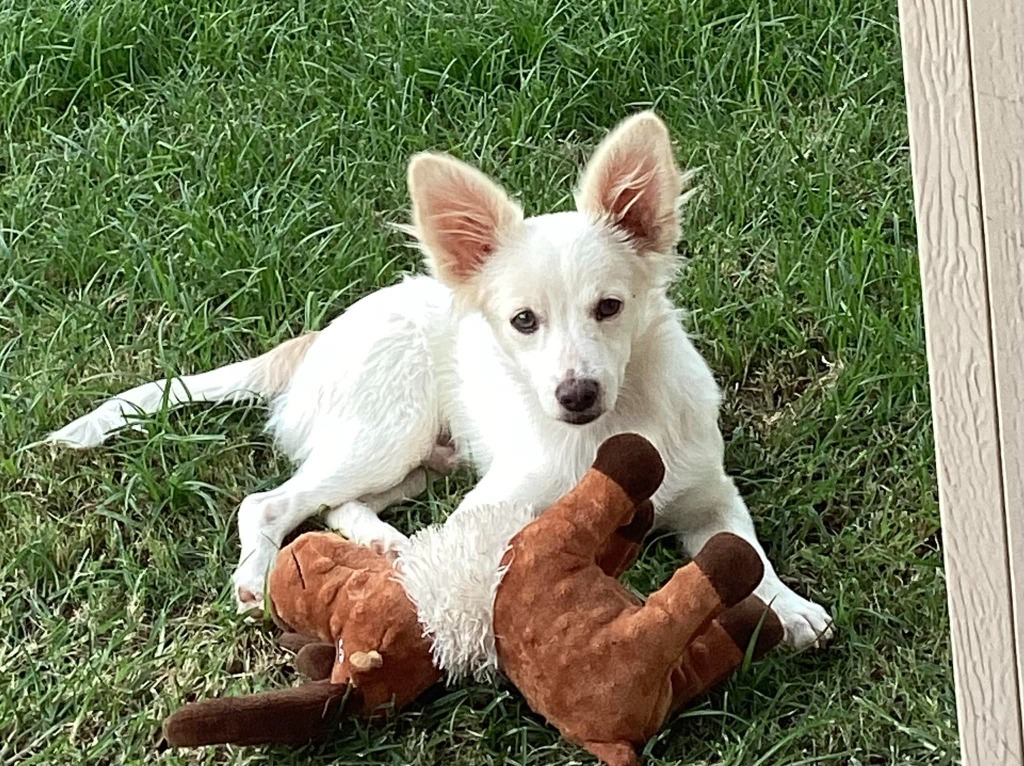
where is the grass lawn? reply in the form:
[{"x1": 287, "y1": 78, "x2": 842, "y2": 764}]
[{"x1": 1, "y1": 0, "x2": 955, "y2": 763}]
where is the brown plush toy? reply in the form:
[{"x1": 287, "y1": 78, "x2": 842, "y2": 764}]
[{"x1": 163, "y1": 434, "x2": 783, "y2": 765}]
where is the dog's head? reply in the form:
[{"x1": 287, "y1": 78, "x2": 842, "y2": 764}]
[{"x1": 407, "y1": 112, "x2": 691, "y2": 426}]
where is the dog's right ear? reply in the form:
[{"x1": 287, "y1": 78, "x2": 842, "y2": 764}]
[{"x1": 406, "y1": 153, "x2": 523, "y2": 287}]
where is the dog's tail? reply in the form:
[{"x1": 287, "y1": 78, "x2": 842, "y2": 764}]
[{"x1": 47, "y1": 332, "x2": 319, "y2": 449}]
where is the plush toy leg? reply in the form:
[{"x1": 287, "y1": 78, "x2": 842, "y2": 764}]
[
  {"x1": 669, "y1": 596, "x2": 784, "y2": 713},
  {"x1": 535, "y1": 435, "x2": 664, "y2": 561},
  {"x1": 161, "y1": 680, "x2": 360, "y2": 747},
  {"x1": 296, "y1": 642, "x2": 337, "y2": 680},
  {"x1": 278, "y1": 631, "x2": 321, "y2": 652},
  {"x1": 627, "y1": 561, "x2": 726, "y2": 665},
  {"x1": 717, "y1": 595, "x2": 784, "y2": 662},
  {"x1": 594, "y1": 499, "x2": 654, "y2": 578},
  {"x1": 277, "y1": 632, "x2": 337, "y2": 680},
  {"x1": 590, "y1": 433, "x2": 666, "y2": 504},
  {"x1": 627, "y1": 533, "x2": 763, "y2": 665},
  {"x1": 581, "y1": 740, "x2": 638, "y2": 766}
]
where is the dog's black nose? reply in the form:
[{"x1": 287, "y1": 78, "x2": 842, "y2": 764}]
[{"x1": 556, "y1": 377, "x2": 600, "y2": 413}]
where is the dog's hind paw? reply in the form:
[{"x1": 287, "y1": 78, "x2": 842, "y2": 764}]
[
  {"x1": 47, "y1": 402, "x2": 143, "y2": 448},
  {"x1": 424, "y1": 443, "x2": 461, "y2": 475}
]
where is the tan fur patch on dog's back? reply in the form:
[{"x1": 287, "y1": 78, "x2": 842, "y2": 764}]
[{"x1": 257, "y1": 332, "x2": 319, "y2": 396}]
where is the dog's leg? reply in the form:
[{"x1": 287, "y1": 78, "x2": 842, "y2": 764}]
[
  {"x1": 324, "y1": 468, "x2": 428, "y2": 557},
  {"x1": 422, "y1": 436, "x2": 461, "y2": 475},
  {"x1": 663, "y1": 475, "x2": 835, "y2": 651},
  {"x1": 232, "y1": 450, "x2": 422, "y2": 612},
  {"x1": 324, "y1": 433, "x2": 459, "y2": 553},
  {"x1": 454, "y1": 462, "x2": 561, "y2": 517}
]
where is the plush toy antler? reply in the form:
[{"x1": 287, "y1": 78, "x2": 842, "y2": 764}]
[{"x1": 163, "y1": 435, "x2": 783, "y2": 765}]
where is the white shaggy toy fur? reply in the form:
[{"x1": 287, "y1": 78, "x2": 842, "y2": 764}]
[
  {"x1": 397, "y1": 501, "x2": 536, "y2": 682},
  {"x1": 47, "y1": 112, "x2": 834, "y2": 650}
]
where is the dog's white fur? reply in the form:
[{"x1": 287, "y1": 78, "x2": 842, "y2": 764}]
[{"x1": 48, "y1": 113, "x2": 833, "y2": 650}]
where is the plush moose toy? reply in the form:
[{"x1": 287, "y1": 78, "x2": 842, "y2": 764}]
[{"x1": 163, "y1": 434, "x2": 783, "y2": 765}]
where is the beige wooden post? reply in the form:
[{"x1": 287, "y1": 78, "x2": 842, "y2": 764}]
[{"x1": 898, "y1": 0, "x2": 1024, "y2": 763}]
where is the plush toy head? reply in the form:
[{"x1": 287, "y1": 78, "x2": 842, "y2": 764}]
[
  {"x1": 162, "y1": 434, "x2": 783, "y2": 766},
  {"x1": 161, "y1": 532, "x2": 441, "y2": 747}
]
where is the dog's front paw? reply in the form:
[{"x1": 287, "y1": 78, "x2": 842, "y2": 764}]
[
  {"x1": 767, "y1": 587, "x2": 834, "y2": 650},
  {"x1": 231, "y1": 554, "x2": 274, "y2": 614},
  {"x1": 231, "y1": 579, "x2": 265, "y2": 614},
  {"x1": 326, "y1": 504, "x2": 410, "y2": 561},
  {"x1": 357, "y1": 525, "x2": 410, "y2": 561}
]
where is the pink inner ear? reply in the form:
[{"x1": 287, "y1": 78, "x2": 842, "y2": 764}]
[
  {"x1": 602, "y1": 157, "x2": 661, "y2": 247},
  {"x1": 429, "y1": 198, "x2": 499, "y2": 279}
]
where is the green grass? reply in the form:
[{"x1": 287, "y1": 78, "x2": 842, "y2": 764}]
[{"x1": 0, "y1": 0, "x2": 953, "y2": 763}]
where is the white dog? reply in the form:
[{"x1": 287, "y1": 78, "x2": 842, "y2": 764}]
[{"x1": 49, "y1": 113, "x2": 833, "y2": 650}]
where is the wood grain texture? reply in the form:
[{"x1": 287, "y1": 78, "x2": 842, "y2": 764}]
[
  {"x1": 967, "y1": 0, "x2": 1024, "y2": 729},
  {"x1": 899, "y1": 0, "x2": 1024, "y2": 763}
]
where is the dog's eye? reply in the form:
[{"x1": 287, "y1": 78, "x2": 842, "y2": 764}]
[
  {"x1": 511, "y1": 310, "x2": 538, "y2": 334},
  {"x1": 595, "y1": 298, "x2": 623, "y2": 321}
]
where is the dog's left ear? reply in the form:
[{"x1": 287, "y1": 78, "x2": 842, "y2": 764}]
[{"x1": 576, "y1": 112, "x2": 684, "y2": 256}]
